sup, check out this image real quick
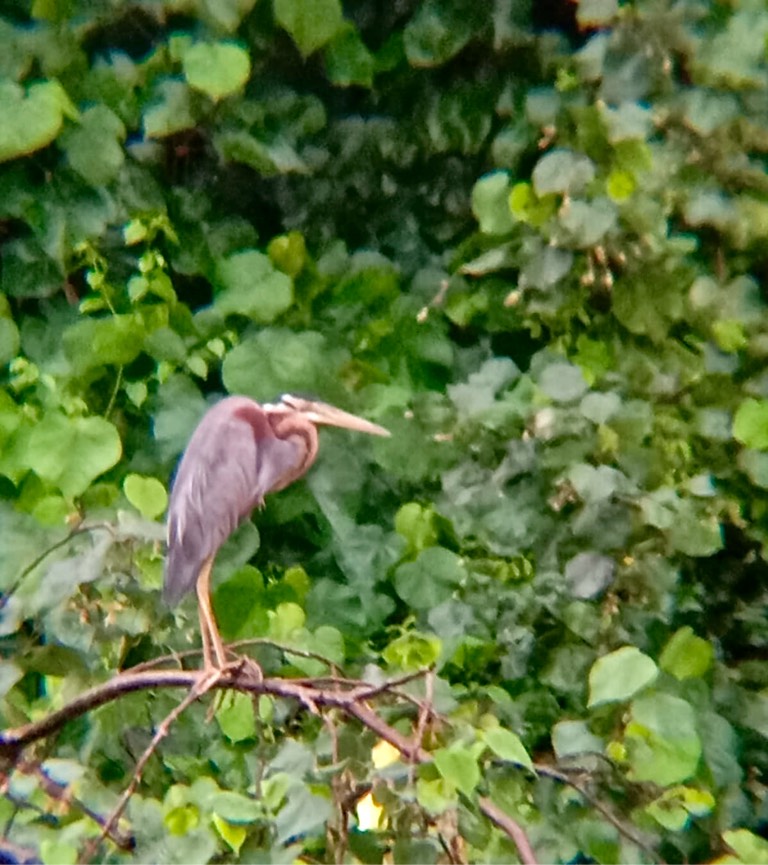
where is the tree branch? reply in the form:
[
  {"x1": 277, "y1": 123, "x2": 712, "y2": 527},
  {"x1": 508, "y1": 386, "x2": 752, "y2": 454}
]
[{"x1": 0, "y1": 665, "x2": 541, "y2": 864}]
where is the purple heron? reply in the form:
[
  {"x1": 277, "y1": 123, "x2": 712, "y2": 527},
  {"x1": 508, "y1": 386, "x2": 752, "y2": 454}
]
[{"x1": 164, "y1": 394, "x2": 389, "y2": 672}]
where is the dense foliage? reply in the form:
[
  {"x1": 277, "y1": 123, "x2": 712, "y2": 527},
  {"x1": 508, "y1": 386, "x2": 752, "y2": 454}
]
[{"x1": 1, "y1": 0, "x2": 768, "y2": 862}]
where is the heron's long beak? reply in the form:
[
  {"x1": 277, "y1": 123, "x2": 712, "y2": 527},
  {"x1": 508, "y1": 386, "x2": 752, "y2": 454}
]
[{"x1": 305, "y1": 401, "x2": 391, "y2": 437}]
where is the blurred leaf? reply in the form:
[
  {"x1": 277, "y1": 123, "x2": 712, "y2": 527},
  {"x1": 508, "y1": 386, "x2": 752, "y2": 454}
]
[
  {"x1": 383, "y1": 631, "x2": 442, "y2": 670},
  {"x1": 123, "y1": 474, "x2": 168, "y2": 520},
  {"x1": 433, "y1": 744, "x2": 480, "y2": 796},
  {"x1": 143, "y1": 79, "x2": 195, "y2": 138},
  {"x1": 404, "y1": 0, "x2": 481, "y2": 67},
  {"x1": 0, "y1": 317, "x2": 20, "y2": 365},
  {"x1": 0, "y1": 79, "x2": 76, "y2": 163},
  {"x1": 626, "y1": 693, "x2": 701, "y2": 785},
  {"x1": 222, "y1": 329, "x2": 342, "y2": 401},
  {"x1": 60, "y1": 105, "x2": 125, "y2": 186},
  {"x1": 63, "y1": 314, "x2": 146, "y2": 373},
  {"x1": 538, "y1": 362, "x2": 588, "y2": 402},
  {"x1": 212, "y1": 815, "x2": 246, "y2": 854},
  {"x1": 588, "y1": 646, "x2": 658, "y2": 707},
  {"x1": 183, "y1": 42, "x2": 251, "y2": 101},
  {"x1": 660, "y1": 627, "x2": 714, "y2": 680},
  {"x1": 27, "y1": 413, "x2": 122, "y2": 498},
  {"x1": 565, "y1": 552, "x2": 615, "y2": 599},
  {"x1": 532, "y1": 149, "x2": 595, "y2": 196},
  {"x1": 472, "y1": 171, "x2": 515, "y2": 235},
  {"x1": 720, "y1": 829, "x2": 768, "y2": 865},
  {"x1": 551, "y1": 720, "x2": 603, "y2": 759},
  {"x1": 274, "y1": 0, "x2": 345, "y2": 57},
  {"x1": 211, "y1": 790, "x2": 262, "y2": 822},
  {"x1": 152, "y1": 374, "x2": 207, "y2": 461},
  {"x1": 214, "y1": 250, "x2": 293, "y2": 323},
  {"x1": 482, "y1": 727, "x2": 533, "y2": 770},
  {"x1": 325, "y1": 25, "x2": 374, "y2": 88},
  {"x1": 393, "y1": 546, "x2": 465, "y2": 609},
  {"x1": 734, "y1": 399, "x2": 768, "y2": 450}
]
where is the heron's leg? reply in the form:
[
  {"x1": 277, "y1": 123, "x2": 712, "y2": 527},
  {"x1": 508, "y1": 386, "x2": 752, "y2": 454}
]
[{"x1": 196, "y1": 556, "x2": 228, "y2": 669}]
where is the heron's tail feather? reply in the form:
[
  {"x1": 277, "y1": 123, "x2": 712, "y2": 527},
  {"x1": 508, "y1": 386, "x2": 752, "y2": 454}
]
[{"x1": 163, "y1": 541, "x2": 205, "y2": 607}]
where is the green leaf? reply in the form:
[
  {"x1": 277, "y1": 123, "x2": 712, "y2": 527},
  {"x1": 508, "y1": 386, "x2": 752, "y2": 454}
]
[
  {"x1": 382, "y1": 631, "x2": 442, "y2": 671},
  {"x1": 588, "y1": 646, "x2": 658, "y2": 707},
  {"x1": 471, "y1": 172, "x2": 515, "y2": 235},
  {"x1": 216, "y1": 692, "x2": 257, "y2": 742},
  {"x1": 625, "y1": 693, "x2": 702, "y2": 785},
  {"x1": 394, "y1": 502, "x2": 439, "y2": 554},
  {"x1": 722, "y1": 829, "x2": 768, "y2": 865},
  {"x1": 123, "y1": 474, "x2": 168, "y2": 520},
  {"x1": 0, "y1": 79, "x2": 76, "y2": 163},
  {"x1": 539, "y1": 362, "x2": 588, "y2": 402},
  {"x1": 532, "y1": 149, "x2": 596, "y2": 196},
  {"x1": 40, "y1": 840, "x2": 78, "y2": 865},
  {"x1": 482, "y1": 727, "x2": 533, "y2": 770},
  {"x1": 213, "y1": 566, "x2": 267, "y2": 639},
  {"x1": 63, "y1": 314, "x2": 146, "y2": 373},
  {"x1": 60, "y1": 105, "x2": 125, "y2": 186},
  {"x1": 660, "y1": 627, "x2": 714, "y2": 680},
  {"x1": 27, "y1": 413, "x2": 122, "y2": 499},
  {"x1": 212, "y1": 814, "x2": 246, "y2": 854},
  {"x1": 222, "y1": 329, "x2": 343, "y2": 401},
  {"x1": 551, "y1": 720, "x2": 603, "y2": 759},
  {"x1": 0, "y1": 661, "x2": 22, "y2": 698},
  {"x1": 416, "y1": 776, "x2": 457, "y2": 815},
  {"x1": 645, "y1": 785, "x2": 715, "y2": 831},
  {"x1": 164, "y1": 804, "x2": 200, "y2": 836},
  {"x1": 404, "y1": 0, "x2": 481, "y2": 68},
  {"x1": 0, "y1": 317, "x2": 20, "y2": 365},
  {"x1": 274, "y1": 0, "x2": 345, "y2": 57},
  {"x1": 153, "y1": 374, "x2": 207, "y2": 461},
  {"x1": 211, "y1": 790, "x2": 263, "y2": 823},
  {"x1": 183, "y1": 42, "x2": 251, "y2": 101},
  {"x1": 143, "y1": 80, "x2": 195, "y2": 138},
  {"x1": 214, "y1": 250, "x2": 293, "y2": 323},
  {"x1": 558, "y1": 198, "x2": 617, "y2": 247},
  {"x1": 269, "y1": 601, "x2": 306, "y2": 640},
  {"x1": 433, "y1": 743, "x2": 480, "y2": 796},
  {"x1": 733, "y1": 399, "x2": 768, "y2": 450},
  {"x1": 324, "y1": 25, "x2": 374, "y2": 88},
  {"x1": 393, "y1": 546, "x2": 465, "y2": 609},
  {"x1": 666, "y1": 501, "x2": 723, "y2": 557}
]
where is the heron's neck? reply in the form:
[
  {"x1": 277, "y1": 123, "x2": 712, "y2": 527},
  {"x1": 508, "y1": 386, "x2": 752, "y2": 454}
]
[{"x1": 268, "y1": 414, "x2": 319, "y2": 488}]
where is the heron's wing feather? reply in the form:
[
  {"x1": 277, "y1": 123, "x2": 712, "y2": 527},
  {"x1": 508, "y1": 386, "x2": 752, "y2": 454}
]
[{"x1": 163, "y1": 402, "x2": 301, "y2": 605}]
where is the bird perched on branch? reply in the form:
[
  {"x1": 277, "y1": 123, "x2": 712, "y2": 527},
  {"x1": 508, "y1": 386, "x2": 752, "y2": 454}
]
[{"x1": 164, "y1": 394, "x2": 389, "y2": 672}]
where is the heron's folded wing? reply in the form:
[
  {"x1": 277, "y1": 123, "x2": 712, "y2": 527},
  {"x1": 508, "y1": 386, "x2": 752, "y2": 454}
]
[{"x1": 163, "y1": 409, "x2": 300, "y2": 605}]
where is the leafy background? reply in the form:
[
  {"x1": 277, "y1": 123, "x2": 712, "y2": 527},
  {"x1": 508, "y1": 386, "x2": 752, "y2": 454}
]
[{"x1": 1, "y1": 0, "x2": 768, "y2": 862}]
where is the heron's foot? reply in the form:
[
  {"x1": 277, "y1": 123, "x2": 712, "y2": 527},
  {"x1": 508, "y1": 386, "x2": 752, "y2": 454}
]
[{"x1": 233, "y1": 654, "x2": 263, "y2": 686}]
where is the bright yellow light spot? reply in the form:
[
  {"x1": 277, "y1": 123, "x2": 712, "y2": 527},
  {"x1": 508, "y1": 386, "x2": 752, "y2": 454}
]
[
  {"x1": 356, "y1": 792, "x2": 383, "y2": 831},
  {"x1": 372, "y1": 740, "x2": 401, "y2": 768}
]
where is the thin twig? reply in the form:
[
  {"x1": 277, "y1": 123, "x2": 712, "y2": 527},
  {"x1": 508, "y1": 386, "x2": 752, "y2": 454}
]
[
  {"x1": 104, "y1": 365, "x2": 123, "y2": 421},
  {"x1": 79, "y1": 669, "x2": 222, "y2": 863},
  {"x1": 533, "y1": 764, "x2": 661, "y2": 863},
  {"x1": 409, "y1": 668, "x2": 434, "y2": 784},
  {"x1": 0, "y1": 524, "x2": 111, "y2": 609}
]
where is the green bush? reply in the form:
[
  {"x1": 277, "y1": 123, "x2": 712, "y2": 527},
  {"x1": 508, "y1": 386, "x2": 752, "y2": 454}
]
[{"x1": 1, "y1": 1, "x2": 767, "y2": 862}]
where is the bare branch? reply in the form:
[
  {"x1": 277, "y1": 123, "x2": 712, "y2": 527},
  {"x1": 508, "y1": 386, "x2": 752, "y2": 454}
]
[
  {"x1": 1, "y1": 664, "x2": 546, "y2": 865},
  {"x1": 477, "y1": 797, "x2": 538, "y2": 865}
]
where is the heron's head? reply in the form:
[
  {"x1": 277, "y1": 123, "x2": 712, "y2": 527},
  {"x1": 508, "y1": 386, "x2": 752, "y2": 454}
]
[{"x1": 265, "y1": 394, "x2": 390, "y2": 437}]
